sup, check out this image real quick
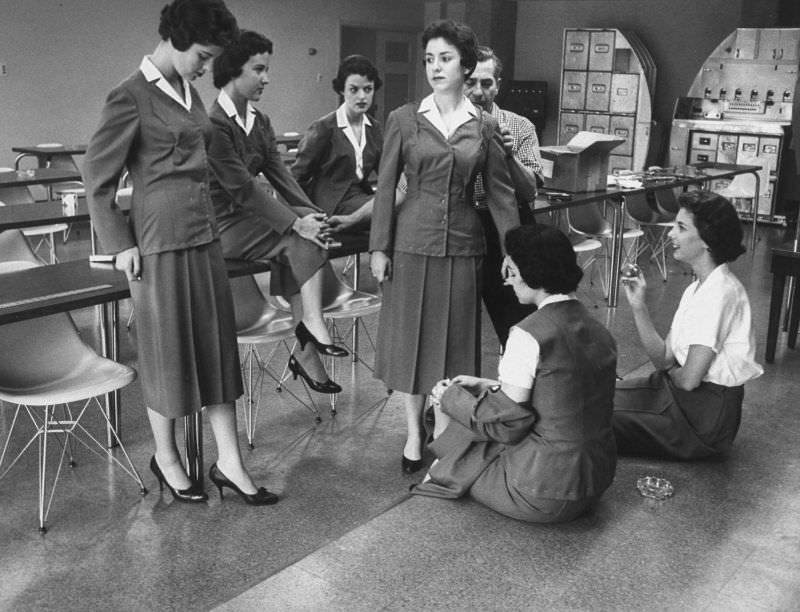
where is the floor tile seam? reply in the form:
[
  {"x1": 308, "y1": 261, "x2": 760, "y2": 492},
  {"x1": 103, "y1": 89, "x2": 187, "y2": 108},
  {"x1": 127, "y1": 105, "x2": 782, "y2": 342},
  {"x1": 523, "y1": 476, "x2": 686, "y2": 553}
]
[
  {"x1": 214, "y1": 493, "x2": 417, "y2": 607},
  {"x1": 268, "y1": 492, "x2": 416, "y2": 581}
]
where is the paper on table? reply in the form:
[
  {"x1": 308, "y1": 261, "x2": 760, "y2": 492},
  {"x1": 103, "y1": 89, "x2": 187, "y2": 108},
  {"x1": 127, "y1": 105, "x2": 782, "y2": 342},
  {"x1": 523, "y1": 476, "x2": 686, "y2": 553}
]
[{"x1": 564, "y1": 131, "x2": 626, "y2": 151}]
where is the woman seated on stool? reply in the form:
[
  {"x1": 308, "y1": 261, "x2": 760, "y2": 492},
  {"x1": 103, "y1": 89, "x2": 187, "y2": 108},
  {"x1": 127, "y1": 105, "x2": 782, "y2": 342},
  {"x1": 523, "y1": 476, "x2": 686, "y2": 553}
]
[
  {"x1": 413, "y1": 224, "x2": 618, "y2": 523},
  {"x1": 207, "y1": 29, "x2": 347, "y2": 394},
  {"x1": 613, "y1": 191, "x2": 763, "y2": 459},
  {"x1": 291, "y1": 55, "x2": 387, "y2": 233}
]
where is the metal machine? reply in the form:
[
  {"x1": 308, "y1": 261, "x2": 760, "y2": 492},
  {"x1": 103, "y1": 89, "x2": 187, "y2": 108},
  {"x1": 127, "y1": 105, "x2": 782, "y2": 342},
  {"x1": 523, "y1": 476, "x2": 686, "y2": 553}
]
[{"x1": 668, "y1": 28, "x2": 799, "y2": 224}]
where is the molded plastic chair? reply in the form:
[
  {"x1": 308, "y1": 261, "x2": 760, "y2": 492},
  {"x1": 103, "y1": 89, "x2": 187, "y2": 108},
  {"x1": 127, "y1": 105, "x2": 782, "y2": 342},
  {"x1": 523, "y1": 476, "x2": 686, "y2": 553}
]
[
  {"x1": 0, "y1": 168, "x2": 68, "y2": 263},
  {"x1": 569, "y1": 235, "x2": 605, "y2": 303},
  {"x1": 263, "y1": 257, "x2": 388, "y2": 421},
  {"x1": 33, "y1": 144, "x2": 86, "y2": 201},
  {"x1": 625, "y1": 192, "x2": 674, "y2": 281},
  {"x1": 0, "y1": 255, "x2": 146, "y2": 533},
  {"x1": 567, "y1": 202, "x2": 644, "y2": 299},
  {"x1": 230, "y1": 273, "x2": 323, "y2": 446},
  {"x1": 316, "y1": 259, "x2": 388, "y2": 413}
]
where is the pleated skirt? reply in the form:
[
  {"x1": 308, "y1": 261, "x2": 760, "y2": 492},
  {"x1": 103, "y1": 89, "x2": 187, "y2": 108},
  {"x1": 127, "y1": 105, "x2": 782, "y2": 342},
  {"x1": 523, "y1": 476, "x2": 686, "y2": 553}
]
[
  {"x1": 374, "y1": 252, "x2": 482, "y2": 395},
  {"x1": 129, "y1": 241, "x2": 243, "y2": 418}
]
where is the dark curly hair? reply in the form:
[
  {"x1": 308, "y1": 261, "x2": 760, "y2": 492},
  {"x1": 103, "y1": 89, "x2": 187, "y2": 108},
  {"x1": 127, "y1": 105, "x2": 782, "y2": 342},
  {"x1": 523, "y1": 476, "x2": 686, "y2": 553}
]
[
  {"x1": 158, "y1": 0, "x2": 238, "y2": 52},
  {"x1": 678, "y1": 190, "x2": 746, "y2": 264},
  {"x1": 213, "y1": 30, "x2": 273, "y2": 89},
  {"x1": 505, "y1": 225, "x2": 583, "y2": 294},
  {"x1": 331, "y1": 55, "x2": 382, "y2": 94},
  {"x1": 421, "y1": 19, "x2": 478, "y2": 76}
]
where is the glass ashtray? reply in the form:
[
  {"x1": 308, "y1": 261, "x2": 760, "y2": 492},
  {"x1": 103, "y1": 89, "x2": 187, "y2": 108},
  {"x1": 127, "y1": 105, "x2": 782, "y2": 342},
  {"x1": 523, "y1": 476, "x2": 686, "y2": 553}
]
[{"x1": 636, "y1": 476, "x2": 674, "y2": 500}]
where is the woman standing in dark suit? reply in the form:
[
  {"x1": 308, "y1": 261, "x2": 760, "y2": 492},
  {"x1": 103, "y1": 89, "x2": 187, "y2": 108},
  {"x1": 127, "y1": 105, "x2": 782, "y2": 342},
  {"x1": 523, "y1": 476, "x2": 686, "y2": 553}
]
[
  {"x1": 291, "y1": 55, "x2": 384, "y2": 233},
  {"x1": 369, "y1": 20, "x2": 519, "y2": 473},
  {"x1": 85, "y1": 0, "x2": 276, "y2": 505}
]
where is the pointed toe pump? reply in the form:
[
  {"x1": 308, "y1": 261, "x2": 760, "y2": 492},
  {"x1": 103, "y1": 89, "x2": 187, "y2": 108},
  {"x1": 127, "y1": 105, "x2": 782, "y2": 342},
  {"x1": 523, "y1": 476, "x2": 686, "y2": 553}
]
[
  {"x1": 150, "y1": 456, "x2": 208, "y2": 503},
  {"x1": 295, "y1": 321, "x2": 348, "y2": 357},
  {"x1": 208, "y1": 463, "x2": 279, "y2": 506},
  {"x1": 401, "y1": 455, "x2": 425, "y2": 474},
  {"x1": 287, "y1": 354, "x2": 342, "y2": 394}
]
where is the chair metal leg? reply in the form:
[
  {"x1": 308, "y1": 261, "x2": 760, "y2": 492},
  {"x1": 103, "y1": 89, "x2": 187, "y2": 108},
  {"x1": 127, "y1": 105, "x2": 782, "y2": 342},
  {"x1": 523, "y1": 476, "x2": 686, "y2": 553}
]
[
  {"x1": 1, "y1": 400, "x2": 147, "y2": 533},
  {"x1": 237, "y1": 340, "x2": 322, "y2": 448}
]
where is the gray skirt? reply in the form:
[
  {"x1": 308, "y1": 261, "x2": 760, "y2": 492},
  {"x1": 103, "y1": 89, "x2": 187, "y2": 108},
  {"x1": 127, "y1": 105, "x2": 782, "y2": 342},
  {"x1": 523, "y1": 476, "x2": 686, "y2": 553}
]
[
  {"x1": 613, "y1": 370, "x2": 744, "y2": 459},
  {"x1": 374, "y1": 251, "x2": 482, "y2": 395},
  {"x1": 129, "y1": 241, "x2": 242, "y2": 418}
]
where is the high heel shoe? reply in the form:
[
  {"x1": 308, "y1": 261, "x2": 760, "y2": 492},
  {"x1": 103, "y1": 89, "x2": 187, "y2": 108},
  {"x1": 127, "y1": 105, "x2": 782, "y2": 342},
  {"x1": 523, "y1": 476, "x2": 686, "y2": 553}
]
[
  {"x1": 288, "y1": 354, "x2": 342, "y2": 394},
  {"x1": 208, "y1": 463, "x2": 279, "y2": 506},
  {"x1": 295, "y1": 321, "x2": 348, "y2": 357},
  {"x1": 401, "y1": 455, "x2": 424, "y2": 474},
  {"x1": 150, "y1": 455, "x2": 208, "y2": 503}
]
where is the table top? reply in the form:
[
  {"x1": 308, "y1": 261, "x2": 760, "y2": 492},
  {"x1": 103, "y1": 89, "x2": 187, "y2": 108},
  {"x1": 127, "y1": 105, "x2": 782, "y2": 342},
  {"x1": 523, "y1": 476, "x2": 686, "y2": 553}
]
[
  {"x1": 0, "y1": 167, "x2": 83, "y2": 187},
  {"x1": 0, "y1": 198, "x2": 89, "y2": 231},
  {"x1": 12, "y1": 144, "x2": 87, "y2": 156},
  {"x1": 0, "y1": 259, "x2": 129, "y2": 324},
  {"x1": 275, "y1": 134, "x2": 301, "y2": 147},
  {"x1": 0, "y1": 258, "x2": 271, "y2": 325},
  {"x1": 533, "y1": 163, "x2": 763, "y2": 213}
]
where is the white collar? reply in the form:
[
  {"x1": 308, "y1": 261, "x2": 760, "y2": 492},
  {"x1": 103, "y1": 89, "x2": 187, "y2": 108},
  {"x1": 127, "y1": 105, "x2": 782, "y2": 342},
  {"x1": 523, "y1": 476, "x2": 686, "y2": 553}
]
[
  {"x1": 336, "y1": 103, "x2": 370, "y2": 180},
  {"x1": 217, "y1": 89, "x2": 256, "y2": 135},
  {"x1": 418, "y1": 94, "x2": 478, "y2": 138},
  {"x1": 539, "y1": 294, "x2": 575, "y2": 308},
  {"x1": 140, "y1": 56, "x2": 192, "y2": 111},
  {"x1": 335, "y1": 104, "x2": 372, "y2": 129}
]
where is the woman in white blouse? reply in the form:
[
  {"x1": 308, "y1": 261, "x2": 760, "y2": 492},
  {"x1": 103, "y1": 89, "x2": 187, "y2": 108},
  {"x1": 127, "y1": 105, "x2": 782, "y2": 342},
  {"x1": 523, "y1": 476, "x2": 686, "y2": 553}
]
[
  {"x1": 613, "y1": 191, "x2": 763, "y2": 459},
  {"x1": 291, "y1": 55, "x2": 384, "y2": 233}
]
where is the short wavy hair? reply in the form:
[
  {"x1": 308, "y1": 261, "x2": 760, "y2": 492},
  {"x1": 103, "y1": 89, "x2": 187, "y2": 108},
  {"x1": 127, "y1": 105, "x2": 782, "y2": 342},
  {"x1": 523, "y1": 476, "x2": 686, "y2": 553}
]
[
  {"x1": 421, "y1": 19, "x2": 478, "y2": 76},
  {"x1": 679, "y1": 190, "x2": 746, "y2": 264},
  {"x1": 505, "y1": 224, "x2": 583, "y2": 295},
  {"x1": 475, "y1": 45, "x2": 503, "y2": 79},
  {"x1": 213, "y1": 30, "x2": 273, "y2": 89},
  {"x1": 331, "y1": 55, "x2": 382, "y2": 94},
  {"x1": 158, "y1": 0, "x2": 238, "y2": 52}
]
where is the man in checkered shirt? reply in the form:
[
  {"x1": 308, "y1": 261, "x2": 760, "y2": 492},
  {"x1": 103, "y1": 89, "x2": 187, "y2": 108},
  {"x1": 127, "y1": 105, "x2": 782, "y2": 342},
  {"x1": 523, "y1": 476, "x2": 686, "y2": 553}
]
[{"x1": 467, "y1": 45, "x2": 543, "y2": 350}]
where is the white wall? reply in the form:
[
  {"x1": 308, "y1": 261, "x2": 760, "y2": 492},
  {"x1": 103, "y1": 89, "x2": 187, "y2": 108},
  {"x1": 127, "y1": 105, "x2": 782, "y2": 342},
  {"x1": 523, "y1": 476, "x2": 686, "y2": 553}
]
[{"x1": 0, "y1": 0, "x2": 424, "y2": 168}]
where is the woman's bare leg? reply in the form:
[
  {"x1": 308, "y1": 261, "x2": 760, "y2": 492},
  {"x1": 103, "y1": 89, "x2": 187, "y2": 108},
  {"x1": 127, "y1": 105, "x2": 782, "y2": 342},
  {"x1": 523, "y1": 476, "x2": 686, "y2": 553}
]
[
  {"x1": 401, "y1": 392, "x2": 426, "y2": 460},
  {"x1": 206, "y1": 402, "x2": 258, "y2": 494},
  {"x1": 147, "y1": 407, "x2": 192, "y2": 489},
  {"x1": 288, "y1": 293, "x2": 330, "y2": 381}
]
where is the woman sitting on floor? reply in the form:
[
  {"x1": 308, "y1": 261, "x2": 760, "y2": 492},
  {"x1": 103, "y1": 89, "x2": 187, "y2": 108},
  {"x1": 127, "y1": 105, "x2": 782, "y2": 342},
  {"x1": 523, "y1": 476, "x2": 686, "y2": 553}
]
[
  {"x1": 413, "y1": 224, "x2": 618, "y2": 523},
  {"x1": 613, "y1": 190, "x2": 763, "y2": 459}
]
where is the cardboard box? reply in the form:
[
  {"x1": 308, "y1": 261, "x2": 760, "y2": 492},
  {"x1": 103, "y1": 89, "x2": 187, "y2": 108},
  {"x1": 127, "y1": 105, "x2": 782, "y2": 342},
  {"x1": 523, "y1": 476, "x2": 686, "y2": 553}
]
[{"x1": 539, "y1": 131, "x2": 625, "y2": 192}]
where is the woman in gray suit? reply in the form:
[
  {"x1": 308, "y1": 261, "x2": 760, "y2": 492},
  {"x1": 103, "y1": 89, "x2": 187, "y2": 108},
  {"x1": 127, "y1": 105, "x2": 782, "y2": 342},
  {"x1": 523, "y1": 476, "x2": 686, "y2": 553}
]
[{"x1": 85, "y1": 0, "x2": 276, "y2": 506}]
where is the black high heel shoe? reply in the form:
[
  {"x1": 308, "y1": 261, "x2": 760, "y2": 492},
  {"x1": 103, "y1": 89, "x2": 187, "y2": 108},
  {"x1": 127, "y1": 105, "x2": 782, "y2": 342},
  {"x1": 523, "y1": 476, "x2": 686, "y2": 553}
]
[
  {"x1": 401, "y1": 455, "x2": 425, "y2": 474},
  {"x1": 150, "y1": 455, "x2": 208, "y2": 503},
  {"x1": 288, "y1": 354, "x2": 342, "y2": 394},
  {"x1": 208, "y1": 463, "x2": 279, "y2": 506},
  {"x1": 295, "y1": 321, "x2": 348, "y2": 357}
]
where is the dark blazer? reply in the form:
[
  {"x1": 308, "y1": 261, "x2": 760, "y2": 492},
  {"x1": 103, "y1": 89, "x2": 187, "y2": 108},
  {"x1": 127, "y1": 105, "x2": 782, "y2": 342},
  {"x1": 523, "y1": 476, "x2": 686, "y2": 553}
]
[
  {"x1": 369, "y1": 101, "x2": 519, "y2": 257},
  {"x1": 85, "y1": 70, "x2": 218, "y2": 256},
  {"x1": 291, "y1": 110, "x2": 383, "y2": 215},
  {"x1": 207, "y1": 101, "x2": 320, "y2": 237}
]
